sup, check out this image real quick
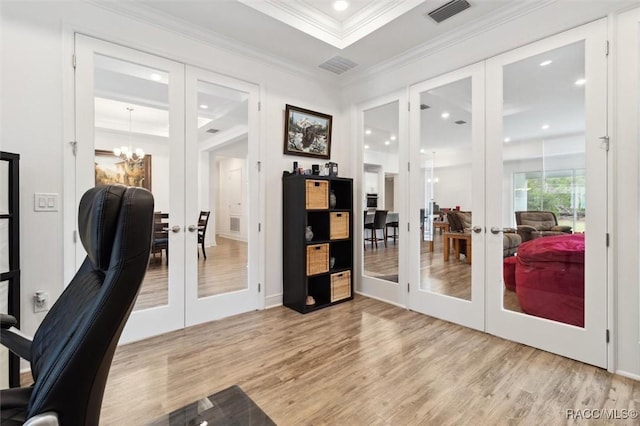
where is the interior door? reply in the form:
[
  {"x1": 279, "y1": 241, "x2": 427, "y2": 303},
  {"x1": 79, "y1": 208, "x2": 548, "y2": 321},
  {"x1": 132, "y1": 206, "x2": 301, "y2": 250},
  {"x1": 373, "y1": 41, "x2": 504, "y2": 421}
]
[
  {"x1": 407, "y1": 63, "x2": 485, "y2": 331},
  {"x1": 358, "y1": 94, "x2": 407, "y2": 306},
  {"x1": 75, "y1": 34, "x2": 186, "y2": 342},
  {"x1": 184, "y1": 66, "x2": 261, "y2": 326},
  {"x1": 485, "y1": 20, "x2": 608, "y2": 367}
]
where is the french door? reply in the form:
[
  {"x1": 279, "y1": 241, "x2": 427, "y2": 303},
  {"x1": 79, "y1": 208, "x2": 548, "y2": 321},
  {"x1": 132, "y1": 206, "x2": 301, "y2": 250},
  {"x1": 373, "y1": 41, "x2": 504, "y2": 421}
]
[
  {"x1": 485, "y1": 20, "x2": 608, "y2": 367},
  {"x1": 407, "y1": 63, "x2": 486, "y2": 331},
  {"x1": 74, "y1": 35, "x2": 261, "y2": 342},
  {"x1": 358, "y1": 93, "x2": 407, "y2": 306},
  {"x1": 405, "y1": 20, "x2": 608, "y2": 366}
]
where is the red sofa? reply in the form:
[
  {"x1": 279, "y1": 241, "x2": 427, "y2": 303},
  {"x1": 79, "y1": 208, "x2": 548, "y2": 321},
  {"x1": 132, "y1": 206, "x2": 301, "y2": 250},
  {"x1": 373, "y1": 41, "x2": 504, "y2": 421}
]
[{"x1": 515, "y1": 234, "x2": 585, "y2": 327}]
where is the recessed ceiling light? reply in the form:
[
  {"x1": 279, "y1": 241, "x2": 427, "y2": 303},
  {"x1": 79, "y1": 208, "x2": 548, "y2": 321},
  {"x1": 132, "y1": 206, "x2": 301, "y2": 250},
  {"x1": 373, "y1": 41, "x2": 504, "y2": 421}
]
[
  {"x1": 333, "y1": 1, "x2": 349, "y2": 11},
  {"x1": 150, "y1": 73, "x2": 162, "y2": 81},
  {"x1": 541, "y1": 124, "x2": 550, "y2": 130},
  {"x1": 390, "y1": 135, "x2": 397, "y2": 141},
  {"x1": 539, "y1": 60, "x2": 552, "y2": 67},
  {"x1": 575, "y1": 78, "x2": 586, "y2": 86},
  {"x1": 420, "y1": 149, "x2": 425, "y2": 154},
  {"x1": 200, "y1": 104, "x2": 208, "y2": 109},
  {"x1": 364, "y1": 145, "x2": 370, "y2": 149},
  {"x1": 365, "y1": 129, "x2": 372, "y2": 135},
  {"x1": 504, "y1": 137, "x2": 511, "y2": 143},
  {"x1": 441, "y1": 112, "x2": 450, "y2": 119},
  {"x1": 384, "y1": 141, "x2": 390, "y2": 146}
]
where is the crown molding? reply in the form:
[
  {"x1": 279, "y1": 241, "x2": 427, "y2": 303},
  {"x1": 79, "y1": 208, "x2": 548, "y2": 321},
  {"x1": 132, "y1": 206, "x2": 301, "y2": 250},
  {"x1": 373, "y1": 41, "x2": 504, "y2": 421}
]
[
  {"x1": 340, "y1": 0, "x2": 559, "y2": 87},
  {"x1": 238, "y1": 0, "x2": 424, "y2": 49},
  {"x1": 85, "y1": 0, "x2": 337, "y2": 85}
]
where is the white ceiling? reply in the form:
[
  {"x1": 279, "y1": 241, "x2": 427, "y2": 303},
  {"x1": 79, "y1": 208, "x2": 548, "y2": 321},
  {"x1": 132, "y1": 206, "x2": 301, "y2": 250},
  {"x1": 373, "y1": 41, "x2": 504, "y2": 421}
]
[
  {"x1": 99, "y1": 0, "x2": 541, "y2": 77},
  {"x1": 92, "y1": 0, "x2": 634, "y2": 159}
]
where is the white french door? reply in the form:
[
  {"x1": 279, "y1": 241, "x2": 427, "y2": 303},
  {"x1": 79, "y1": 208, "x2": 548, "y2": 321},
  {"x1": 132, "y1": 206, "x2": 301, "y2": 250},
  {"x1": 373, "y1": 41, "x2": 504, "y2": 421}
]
[
  {"x1": 485, "y1": 20, "x2": 608, "y2": 367},
  {"x1": 357, "y1": 93, "x2": 407, "y2": 306},
  {"x1": 407, "y1": 63, "x2": 485, "y2": 331},
  {"x1": 184, "y1": 66, "x2": 262, "y2": 326},
  {"x1": 74, "y1": 35, "x2": 262, "y2": 342},
  {"x1": 75, "y1": 35, "x2": 186, "y2": 342}
]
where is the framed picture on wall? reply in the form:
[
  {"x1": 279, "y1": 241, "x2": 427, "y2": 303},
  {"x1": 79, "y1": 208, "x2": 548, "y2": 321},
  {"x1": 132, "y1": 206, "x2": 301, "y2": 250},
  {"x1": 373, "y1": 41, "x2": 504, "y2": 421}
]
[
  {"x1": 283, "y1": 104, "x2": 332, "y2": 159},
  {"x1": 94, "y1": 150, "x2": 152, "y2": 191}
]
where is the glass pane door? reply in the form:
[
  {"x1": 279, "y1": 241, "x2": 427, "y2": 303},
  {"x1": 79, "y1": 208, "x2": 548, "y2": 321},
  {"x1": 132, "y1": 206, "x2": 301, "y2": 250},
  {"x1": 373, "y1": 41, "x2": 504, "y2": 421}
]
[
  {"x1": 485, "y1": 21, "x2": 608, "y2": 367},
  {"x1": 358, "y1": 96, "x2": 406, "y2": 305},
  {"x1": 184, "y1": 66, "x2": 261, "y2": 326},
  {"x1": 408, "y1": 64, "x2": 485, "y2": 331},
  {"x1": 75, "y1": 34, "x2": 186, "y2": 342}
]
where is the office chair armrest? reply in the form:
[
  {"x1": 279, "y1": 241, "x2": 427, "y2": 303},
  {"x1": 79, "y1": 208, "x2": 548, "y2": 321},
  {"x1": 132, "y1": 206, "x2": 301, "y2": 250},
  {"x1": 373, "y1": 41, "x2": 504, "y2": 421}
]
[
  {"x1": 1, "y1": 313, "x2": 17, "y2": 329},
  {"x1": 0, "y1": 319, "x2": 33, "y2": 361},
  {"x1": 24, "y1": 412, "x2": 59, "y2": 426}
]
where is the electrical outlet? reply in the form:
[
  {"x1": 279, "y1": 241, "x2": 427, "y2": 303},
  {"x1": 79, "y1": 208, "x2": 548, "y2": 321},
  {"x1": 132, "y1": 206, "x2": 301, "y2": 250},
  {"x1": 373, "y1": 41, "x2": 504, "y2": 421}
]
[{"x1": 33, "y1": 291, "x2": 49, "y2": 313}]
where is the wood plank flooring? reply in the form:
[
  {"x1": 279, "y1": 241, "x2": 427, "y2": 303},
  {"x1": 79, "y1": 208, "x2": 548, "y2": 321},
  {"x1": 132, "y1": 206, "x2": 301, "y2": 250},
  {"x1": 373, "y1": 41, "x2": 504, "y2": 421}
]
[
  {"x1": 364, "y1": 232, "x2": 522, "y2": 312},
  {"x1": 101, "y1": 296, "x2": 639, "y2": 425},
  {"x1": 134, "y1": 237, "x2": 247, "y2": 311}
]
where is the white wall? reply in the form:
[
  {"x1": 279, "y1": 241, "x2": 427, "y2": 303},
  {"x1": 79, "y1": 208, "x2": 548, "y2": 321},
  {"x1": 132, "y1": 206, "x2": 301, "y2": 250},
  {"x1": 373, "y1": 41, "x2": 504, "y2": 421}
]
[{"x1": 0, "y1": 1, "x2": 344, "y2": 338}]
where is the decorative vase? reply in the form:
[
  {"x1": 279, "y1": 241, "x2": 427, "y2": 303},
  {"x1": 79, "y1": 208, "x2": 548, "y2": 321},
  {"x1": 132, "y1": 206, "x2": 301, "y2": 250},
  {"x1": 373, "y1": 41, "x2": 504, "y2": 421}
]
[
  {"x1": 305, "y1": 226, "x2": 314, "y2": 242},
  {"x1": 329, "y1": 190, "x2": 337, "y2": 209},
  {"x1": 330, "y1": 257, "x2": 336, "y2": 269}
]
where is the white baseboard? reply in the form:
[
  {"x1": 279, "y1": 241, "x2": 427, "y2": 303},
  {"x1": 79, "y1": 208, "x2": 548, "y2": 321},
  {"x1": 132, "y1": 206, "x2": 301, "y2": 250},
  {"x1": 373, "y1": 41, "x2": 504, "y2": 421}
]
[
  {"x1": 216, "y1": 232, "x2": 247, "y2": 243},
  {"x1": 265, "y1": 293, "x2": 282, "y2": 309},
  {"x1": 615, "y1": 369, "x2": 640, "y2": 381}
]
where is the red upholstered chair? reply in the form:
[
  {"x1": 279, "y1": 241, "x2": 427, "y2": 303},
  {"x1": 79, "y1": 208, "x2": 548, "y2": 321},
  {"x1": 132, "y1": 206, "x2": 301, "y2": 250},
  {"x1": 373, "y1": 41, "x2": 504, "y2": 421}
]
[{"x1": 515, "y1": 234, "x2": 585, "y2": 327}]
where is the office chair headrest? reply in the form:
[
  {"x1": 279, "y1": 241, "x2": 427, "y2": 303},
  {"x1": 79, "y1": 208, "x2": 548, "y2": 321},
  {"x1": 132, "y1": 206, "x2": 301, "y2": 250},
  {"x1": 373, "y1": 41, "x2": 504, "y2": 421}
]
[{"x1": 78, "y1": 185, "x2": 127, "y2": 271}]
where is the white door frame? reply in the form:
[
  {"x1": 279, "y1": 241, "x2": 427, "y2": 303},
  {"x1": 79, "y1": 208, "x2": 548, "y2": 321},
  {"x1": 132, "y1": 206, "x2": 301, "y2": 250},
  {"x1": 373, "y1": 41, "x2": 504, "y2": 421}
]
[
  {"x1": 407, "y1": 62, "x2": 486, "y2": 331},
  {"x1": 485, "y1": 20, "x2": 608, "y2": 368}
]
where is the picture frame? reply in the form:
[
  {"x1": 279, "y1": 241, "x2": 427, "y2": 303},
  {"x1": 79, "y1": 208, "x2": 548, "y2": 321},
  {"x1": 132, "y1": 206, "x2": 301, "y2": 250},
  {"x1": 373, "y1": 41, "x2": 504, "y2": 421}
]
[
  {"x1": 95, "y1": 149, "x2": 152, "y2": 191},
  {"x1": 283, "y1": 104, "x2": 332, "y2": 159}
]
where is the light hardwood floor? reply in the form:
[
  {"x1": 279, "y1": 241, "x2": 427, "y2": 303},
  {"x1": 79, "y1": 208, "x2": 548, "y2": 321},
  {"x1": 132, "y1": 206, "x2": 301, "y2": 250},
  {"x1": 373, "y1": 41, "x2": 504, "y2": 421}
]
[
  {"x1": 364, "y1": 231, "x2": 522, "y2": 312},
  {"x1": 101, "y1": 295, "x2": 639, "y2": 425},
  {"x1": 134, "y1": 236, "x2": 248, "y2": 311}
]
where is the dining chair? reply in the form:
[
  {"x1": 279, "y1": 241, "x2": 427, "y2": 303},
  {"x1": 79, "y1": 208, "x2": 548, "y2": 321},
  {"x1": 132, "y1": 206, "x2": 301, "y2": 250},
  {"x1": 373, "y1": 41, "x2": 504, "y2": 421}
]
[
  {"x1": 151, "y1": 211, "x2": 169, "y2": 264},
  {"x1": 364, "y1": 210, "x2": 388, "y2": 248},
  {"x1": 198, "y1": 211, "x2": 211, "y2": 259}
]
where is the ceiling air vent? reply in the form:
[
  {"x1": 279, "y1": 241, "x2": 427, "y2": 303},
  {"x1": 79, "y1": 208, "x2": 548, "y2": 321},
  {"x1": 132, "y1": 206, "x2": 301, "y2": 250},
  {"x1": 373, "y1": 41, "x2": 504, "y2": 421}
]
[
  {"x1": 454, "y1": 120, "x2": 467, "y2": 125},
  {"x1": 420, "y1": 104, "x2": 431, "y2": 110},
  {"x1": 206, "y1": 128, "x2": 219, "y2": 134},
  {"x1": 319, "y1": 56, "x2": 358, "y2": 75},
  {"x1": 427, "y1": 0, "x2": 471, "y2": 23}
]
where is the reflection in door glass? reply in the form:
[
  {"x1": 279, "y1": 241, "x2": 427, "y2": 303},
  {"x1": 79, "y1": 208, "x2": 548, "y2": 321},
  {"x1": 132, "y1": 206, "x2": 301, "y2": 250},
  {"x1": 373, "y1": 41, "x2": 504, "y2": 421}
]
[
  {"x1": 362, "y1": 101, "x2": 399, "y2": 283},
  {"x1": 501, "y1": 41, "x2": 586, "y2": 328},
  {"x1": 195, "y1": 81, "x2": 250, "y2": 298},
  {"x1": 92, "y1": 54, "x2": 169, "y2": 311},
  {"x1": 419, "y1": 78, "x2": 473, "y2": 301}
]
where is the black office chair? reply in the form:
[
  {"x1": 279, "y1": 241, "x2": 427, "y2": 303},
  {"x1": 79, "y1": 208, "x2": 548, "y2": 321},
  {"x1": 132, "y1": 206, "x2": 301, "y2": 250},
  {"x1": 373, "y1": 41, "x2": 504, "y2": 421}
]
[
  {"x1": 197, "y1": 211, "x2": 211, "y2": 259},
  {"x1": 0, "y1": 185, "x2": 154, "y2": 426}
]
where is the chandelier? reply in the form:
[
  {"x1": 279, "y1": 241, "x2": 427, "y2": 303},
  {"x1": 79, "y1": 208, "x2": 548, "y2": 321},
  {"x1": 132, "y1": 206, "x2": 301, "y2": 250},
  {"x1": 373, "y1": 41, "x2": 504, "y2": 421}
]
[{"x1": 113, "y1": 107, "x2": 145, "y2": 163}]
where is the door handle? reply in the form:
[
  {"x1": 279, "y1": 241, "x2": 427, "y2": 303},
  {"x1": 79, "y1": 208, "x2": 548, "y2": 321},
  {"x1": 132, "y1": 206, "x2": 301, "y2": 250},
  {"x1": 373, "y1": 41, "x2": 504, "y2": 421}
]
[
  {"x1": 188, "y1": 225, "x2": 198, "y2": 232},
  {"x1": 171, "y1": 225, "x2": 181, "y2": 233},
  {"x1": 490, "y1": 227, "x2": 503, "y2": 234},
  {"x1": 472, "y1": 226, "x2": 482, "y2": 233}
]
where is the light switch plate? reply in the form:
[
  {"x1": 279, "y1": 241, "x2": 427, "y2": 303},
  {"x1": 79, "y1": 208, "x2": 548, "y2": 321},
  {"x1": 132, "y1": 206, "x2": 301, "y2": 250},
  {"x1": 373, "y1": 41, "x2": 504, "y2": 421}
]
[{"x1": 34, "y1": 193, "x2": 59, "y2": 212}]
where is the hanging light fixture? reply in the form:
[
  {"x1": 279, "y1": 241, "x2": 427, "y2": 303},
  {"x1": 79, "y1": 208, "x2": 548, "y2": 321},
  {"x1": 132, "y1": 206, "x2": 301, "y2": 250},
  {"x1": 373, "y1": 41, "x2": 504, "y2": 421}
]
[{"x1": 113, "y1": 107, "x2": 145, "y2": 163}]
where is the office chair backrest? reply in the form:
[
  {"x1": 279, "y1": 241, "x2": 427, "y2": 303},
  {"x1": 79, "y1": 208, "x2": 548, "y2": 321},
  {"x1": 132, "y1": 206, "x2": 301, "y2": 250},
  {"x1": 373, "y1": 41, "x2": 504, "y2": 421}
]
[{"x1": 27, "y1": 185, "x2": 154, "y2": 425}]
